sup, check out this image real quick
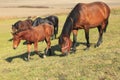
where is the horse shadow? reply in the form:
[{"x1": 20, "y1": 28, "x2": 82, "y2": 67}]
[
  {"x1": 8, "y1": 38, "x2": 13, "y2": 41},
  {"x1": 73, "y1": 41, "x2": 96, "y2": 50},
  {"x1": 51, "y1": 42, "x2": 88, "y2": 56},
  {"x1": 49, "y1": 42, "x2": 92, "y2": 56},
  {"x1": 5, "y1": 42, "x2": 94, "y2": 62},
  {"x1": 5, "y1": 44, "x2": 61, "y2": 62},
  {"x1": 5, "y1": 51, "x2": 44, "y2": 62},
  {"x1": 50, "y1": 44, "x2": 61, "y2": 56}
]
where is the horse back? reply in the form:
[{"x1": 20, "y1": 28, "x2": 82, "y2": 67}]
[
  {"x1": 76, "y1": 2, "x2": 110, "y2": 27},
  {"x1": 19, "y1": 20, "x2": 32, "y2": 30},
  {"x1": 42, "y1": 23, "x2": 54, "y2": 37},
  {"x1": 88, "y1": 2, "x2": 110, "y2": 19},
  {"x1": 33, "y1": 23, "x2": 54, "y2": 38}
]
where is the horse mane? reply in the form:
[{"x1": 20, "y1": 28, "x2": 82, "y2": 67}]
[
  {"x1": 26, "y1": 19, "x2": 33, "y2": 25},
  {"x1": 12, "y1": 20, "x2": 22, "y2": 29},
  {"x1": 61, "y1": 3, "x2": 81, "y2": 36},
  {"x1": 32, "y1": 17, "x2": 44, "y2": 26},
  {"x1": 33, "y1": 17, "x2": 54, "y2": 26},
  {"x1": 13, "y1": 27, "x2": 34, "y2": 39},
  {"x1": 45, "y1": 15, "x2": 57, "y2": 25}
]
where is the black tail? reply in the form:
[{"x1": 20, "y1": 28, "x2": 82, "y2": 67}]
[{"x1": 104, "y1": 20, "x2": 109, "y2": 33}]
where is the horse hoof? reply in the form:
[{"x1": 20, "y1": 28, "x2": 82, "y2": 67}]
[
  {"x1": 94, "y1": 44, "x2": 99, "y2": 48},
  {"x1": 29, "y1": 57, "x2": 33, "y2": 60},
  {"x1": 70, "y1": 50, "x2": 76, "y2": 54},
  {"x1": 84, "y1": 47, "x2": 89, "y2": 51},
  {"x1": 60, "y1": 53, "x2": 68, "y2": 57},
  {"x1": 24, "y1": 57, "x2": 29, "y2": 61},
  {"x1": 43, "y1": 55, "x2": 46, "y2": 58},
  {"x1": 70, "y1": 48, "x2": 76, "y2": 53}
]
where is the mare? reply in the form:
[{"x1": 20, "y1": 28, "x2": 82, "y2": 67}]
[
  {"x1": 12, "y1": 23, "x2": 54, "y2": 61},
  {"x1": 32, "y1": 15, "x2": 59, "y2": 39},
  {"x1": 59, "y1": 2, "x2": 110, "y2": 55},
  {"x1": 12, "y1": 18, "x2": 33, "y2": 33}
]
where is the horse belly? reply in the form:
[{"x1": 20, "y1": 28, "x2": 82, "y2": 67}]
[
  {"x1": 35, "y1": 31, "x2": 45, "y2": 42},
  {"x1": 38, "y1": 35, "x2": 45, "y2": 41},
  {"x1": 78, "y1": 12, "x2": 103, "y2": 28},
  {"x1": 88, "y1": 16, "x2": 104, "y2": 27}
]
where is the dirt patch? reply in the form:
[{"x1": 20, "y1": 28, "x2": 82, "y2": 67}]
[
  {"x1": 0, "y1": 0, "x2": 120, "y2": 19},
  {"x1": 4, "y1": 5, "x2": 50, "y2": 8}
]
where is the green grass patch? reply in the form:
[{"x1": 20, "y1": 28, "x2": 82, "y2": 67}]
[{"x1": 0, "y1": 9, "x2": 120, "y2": 80}]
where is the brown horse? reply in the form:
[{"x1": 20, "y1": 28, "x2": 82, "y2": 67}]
[
  {"x1": 59, "y1": 2, "x2": 110, "y2": 55},
  {"x1": 12, "y1": 18, "x2": 33, "y2": 33},
  {"x1": 12, "y1": 23, "x2": 54, "y2": 60}
]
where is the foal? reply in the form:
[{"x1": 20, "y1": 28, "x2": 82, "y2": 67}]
[
  {"x1": 12, "y1": 23, "x2": 54, "y2": 60},
  {"x1": 12, "y1": 19, "x2": 33, "y2": 33}
]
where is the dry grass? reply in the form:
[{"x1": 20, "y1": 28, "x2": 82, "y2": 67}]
[{"x1": 0, "y1": 8, "x2": 120, "y2": 80}]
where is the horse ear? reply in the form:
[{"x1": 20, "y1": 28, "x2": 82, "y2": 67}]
[
  {"x1": 11, "y1": 32, "x2": 16, "y2": 35},
  {"x1": 11, "y1": 32, "x2": 14, "y2": 35},
  {"x1": 12, "y1": 24, "x2": 13, "y2": 26}
]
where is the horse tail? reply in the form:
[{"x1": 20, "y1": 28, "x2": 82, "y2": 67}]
[
  {"x1": 104, "y1": 19, "x2": 109, "y2": 33},
  {"x1": 103, "y1": 3, "x2": 110, "y2": 33},
  {"x1": 55, "y1": 18, "x2": 59, "y2": 34}
]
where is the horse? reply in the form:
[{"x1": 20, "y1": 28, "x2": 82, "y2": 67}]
[
  {"x1": 12, "y1": 23, "x2": 54, "y2": 61},
  {"x1": 12, "y1": 18, "x2": 33, "y2": 33},
  {"x1": 32, "y1": 17, "x2": 45, "y2": 26},
  {"x1": 59, "y1": 2, "x2": 110, "y2": 55},
  {"x1": 32, "y1": 15, "x2": 59, "y2": 39},
  {"x1": 45, "y1": 15, "x2": 59, "y2": 39}
]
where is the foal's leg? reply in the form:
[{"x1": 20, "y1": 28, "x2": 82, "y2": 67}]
[
  {"x1": 71, "y1": 29, "x2": 78, "y2": 52},
  {"x1": 27, "y1": 43, "x2": 31, "y2": 61},
  {"x1": 34, "y1": 42, "x2": 39, "y2": 54},
  {"x1": 84, "y1": 28, "x2": 90, "y2": 50},
  {"x1": 44, "y1": 38, "x2": 52, "y2": 56}
]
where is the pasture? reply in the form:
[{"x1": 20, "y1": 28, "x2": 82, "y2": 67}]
[{"x1": 0, "y1": 8, "x2": 120, "y2": 80}]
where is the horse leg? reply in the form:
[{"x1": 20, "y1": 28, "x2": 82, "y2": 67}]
[
  {"x1": 27, "y1": 43, "x2": 31, "y2": 61},
  {"x1": 95, "y1": 23, "x2": 105, "y2": 48},
  {"x1": 55, "y1": 20, "x2": 58, "y2": 39},
  {"x1": 44, "y1": 38, "x2": 52, "y2": 56},
  {"x1": 54, "y1": 27, "x2": 57, "y2": 39},
  {"x1": 84, "y1": 28, "x2": 90, "y2": 50},
  {"x1": 71, "y1": 29, "x2": 78, "y2": 52},
  {"x1": 34, "y1": 42, "x2": 39, "y2": 55}
]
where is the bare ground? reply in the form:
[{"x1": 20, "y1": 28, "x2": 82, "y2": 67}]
[{"x1": 0, "y1": 0, "x2": 120, "y2": 19}]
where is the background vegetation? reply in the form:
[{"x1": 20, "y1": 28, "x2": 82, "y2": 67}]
[{"x1": 0, "y1": 8, "x2": 120, "y2": 80}]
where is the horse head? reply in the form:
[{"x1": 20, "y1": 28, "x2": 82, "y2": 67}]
[
  {"x1": 59, "y1": 34, "x2": 72, "y2": 55},
  {"x1": 12, "y1": 32, "x2": 21, "y2": 49}
]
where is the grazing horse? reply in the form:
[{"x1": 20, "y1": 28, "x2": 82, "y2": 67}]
[
  {"x1": 59, "y1": 2, "x2": 110, "y2": 55},
  {"x1": 12, "y1": 23, "x2": 54, "y2": 60},
  {"x1": 12, "y1": 19, "x2": 33, "y2": 33},
  {"x1": 32, "y1": 15, "x2": 59, "y2": 39}
]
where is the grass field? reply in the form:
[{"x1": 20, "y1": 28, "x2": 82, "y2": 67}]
[{"x1": 0, "y1": 8, "x2": 120, "y2": 80}]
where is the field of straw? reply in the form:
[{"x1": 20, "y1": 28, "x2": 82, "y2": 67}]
[{"x1": 0, "y1": 0, "x2": 120, "y2": 80}]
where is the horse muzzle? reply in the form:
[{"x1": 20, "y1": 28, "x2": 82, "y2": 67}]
[
  {"x1": 13, "y1": 47, "x2": 16, "y2": 50},
  {"x1": 13, "y1": 46, "x2": 17, "y2": 50}
]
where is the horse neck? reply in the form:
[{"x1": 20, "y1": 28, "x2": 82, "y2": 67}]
[
  {"x1": 61, "y1": 3, "x2": 80, "y2": 37},
  {"x1": 61, "y1": 18, "x2": 73, "y2": 37},
  {"x1": 17, "y1": 30, "x2": 30, "y2": 40},
  {"x1": 14, "y1": 21, "x2": 21, "y2": 29}
]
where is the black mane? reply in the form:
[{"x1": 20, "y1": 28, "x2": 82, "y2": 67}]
[
  {"x1": 61, "y1": 3, "x2": 81, "y2": 36},
  {"x1": 12, "y1": 20, "x2": 22, "y2": 29}
]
